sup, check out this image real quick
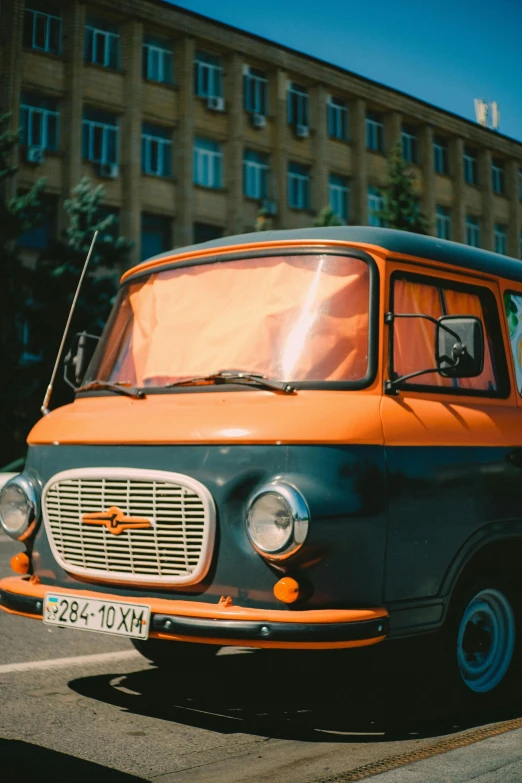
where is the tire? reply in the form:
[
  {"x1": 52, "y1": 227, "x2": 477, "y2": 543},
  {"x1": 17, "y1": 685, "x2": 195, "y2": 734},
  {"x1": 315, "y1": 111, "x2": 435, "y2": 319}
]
[
  {"x1": 430, "y1": 575, "x2": 521, "y2": 702},
  {"x1": 132, "y1": 638, "x2": 220, "y2": 667}
]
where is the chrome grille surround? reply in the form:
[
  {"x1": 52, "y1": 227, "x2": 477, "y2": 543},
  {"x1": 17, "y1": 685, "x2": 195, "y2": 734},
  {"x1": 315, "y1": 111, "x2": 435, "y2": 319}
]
[{"x1": 42, "y1": 468, "x2": 216, "y2": 586}]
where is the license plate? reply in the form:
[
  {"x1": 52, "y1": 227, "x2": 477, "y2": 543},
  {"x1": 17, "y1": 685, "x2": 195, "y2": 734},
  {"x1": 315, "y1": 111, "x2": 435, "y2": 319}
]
[{"x1": 43, "y1": 593, "x2": 150, "y2": 639}]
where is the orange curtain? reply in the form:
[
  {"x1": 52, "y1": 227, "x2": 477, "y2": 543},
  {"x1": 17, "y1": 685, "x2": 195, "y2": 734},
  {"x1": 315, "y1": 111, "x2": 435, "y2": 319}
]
[
  {"x1": 394, "y1": 280, "x2": 497, "y2": 392},
  {"x1": 443, "y1": 290, "x2": 496, "y2": 391},
  {"x1": 394, "y1": 280, "x2": 453, "y2": 387},
  {"x1": 107, "y1": 255, "x2": 370, "y2": 386}
]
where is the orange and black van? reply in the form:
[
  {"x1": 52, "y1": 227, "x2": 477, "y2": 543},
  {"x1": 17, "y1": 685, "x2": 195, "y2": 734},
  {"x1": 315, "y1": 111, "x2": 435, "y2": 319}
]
[{"x1": 2, "y1": 226, "x2": 522, "y2": 698}]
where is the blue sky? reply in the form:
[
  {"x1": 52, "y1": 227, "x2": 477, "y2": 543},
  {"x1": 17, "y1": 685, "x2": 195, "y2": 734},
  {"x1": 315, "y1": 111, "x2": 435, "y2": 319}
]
[{"x1": 169, "y1": 0, "x2": 522, "y2": 143}]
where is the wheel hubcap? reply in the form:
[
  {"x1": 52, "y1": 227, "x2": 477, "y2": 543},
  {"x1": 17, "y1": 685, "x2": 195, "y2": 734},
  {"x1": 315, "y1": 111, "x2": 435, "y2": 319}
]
[{"x1": 456, "y1": 588, "x2": 515, "y2": 693}]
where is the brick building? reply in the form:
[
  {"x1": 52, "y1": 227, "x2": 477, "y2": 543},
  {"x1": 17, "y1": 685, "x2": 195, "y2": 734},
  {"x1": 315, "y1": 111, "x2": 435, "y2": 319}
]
[{"x1": 1, "y1": 0, "x2": 522, "y2": 266}]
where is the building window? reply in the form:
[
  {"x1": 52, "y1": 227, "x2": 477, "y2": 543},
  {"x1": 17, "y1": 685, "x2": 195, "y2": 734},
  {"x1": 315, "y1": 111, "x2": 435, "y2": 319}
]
[
  {"x1": 141, "y1": 213, "x2": 171, "y2": 260},
  {"x1": 464, "y1": 147, "x2": 478, "y2": 185},
  {"x1": 494, "y1": 224, "x2": 507, "y2": 255},
  {"x1": 243, "y1": 66, "x2": 268, "y2": 115},
  {"x1": 194, "y1": 51, "x2": 223, "y2": 99},
  {"x1": 433, "y1": 136, "x2": 448, "y2": 174},
  {"x1": 492, "y1": 159, "x2": 505, "y2": 195},
  {"x1": 466, "y1": 215, "x2": 480, "y2": 247},
  {"x1": 84, "y1": 17, "x2": 119, "y2": 69},
  {"x1": 329, "y1": 173, "x2": 349, "y2": 223},
  {"x1": 244, "y1": 149, "x2": 269, "y2": 199},
  {"x1": 20, "y1": 93, "x2": 59, "y2": 151},
  {"x1": 328, "y1": 96, "x2": 348, "y2": 140},
  {"x1": 194, "y1": 222, "x2": 223, "y2": 244},
  {"x1": 519, "y1": 169, "x2": 522, "y2": 201},
  {"x1": 193, "y1": 137, "x2": 222, "y2": 188},
  {"x1": 366, "y1": 111, "x2": 384, "y2": 152},
  {"x1": 82, "y1": 108, "x2": 118, "y2": 165},
  {"x1": 287, "y1": 83, "x2": 309, "y2": 128},
  {"x1": 23, "y1": 2, "x2": 61, "y2": 55},
  {"x1": 288, "y1": 162, "x2": 310, "y2": 209},
  {"x1": 435, "y1": 205, "x2": 451, "y2": 240},
  {"x1": 367, "y1": 186, "x2": 384, "y2": 226},
  {"x1": 17, "y1": 194, "x2": 57, "y2": 250},
  {"x1": 401, "y1": 125, "x2": 418, "y2": 163},
  {"x1": 142, "y1": 34, "x2": 173, "y2": 83},
  {"x1": 141, "y1": 123, "x2": 172, "y2": 177}
]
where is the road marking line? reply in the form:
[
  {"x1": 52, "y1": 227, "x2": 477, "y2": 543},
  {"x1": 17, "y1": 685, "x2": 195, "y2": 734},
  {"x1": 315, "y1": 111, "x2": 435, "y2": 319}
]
[{"x1": 0, "y1": 649, "x2": 141, "y2": 674}]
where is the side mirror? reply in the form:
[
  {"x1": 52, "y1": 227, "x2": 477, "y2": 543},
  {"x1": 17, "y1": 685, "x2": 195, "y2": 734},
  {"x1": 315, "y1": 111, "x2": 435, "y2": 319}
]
[
  {"x1": 64, "y1": 332, "x2": 100, "y2": 389},
  {"x1": 436, "y1": 316, "x2": 484, "y2": 378}
]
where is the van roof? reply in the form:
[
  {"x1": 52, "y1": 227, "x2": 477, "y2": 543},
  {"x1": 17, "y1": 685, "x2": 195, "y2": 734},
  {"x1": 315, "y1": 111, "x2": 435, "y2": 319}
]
[{"x1": 127, "y1": 227, "x2": 522, "y2": 284}]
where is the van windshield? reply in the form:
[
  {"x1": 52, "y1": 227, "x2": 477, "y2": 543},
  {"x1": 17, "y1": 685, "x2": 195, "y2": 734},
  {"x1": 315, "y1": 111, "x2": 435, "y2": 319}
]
[{"x1": 87, "y1": 253, "x2": 371, "y2": 388}]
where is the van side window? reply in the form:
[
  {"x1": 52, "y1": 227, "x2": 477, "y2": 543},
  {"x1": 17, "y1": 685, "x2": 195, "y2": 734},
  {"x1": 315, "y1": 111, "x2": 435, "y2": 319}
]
[
  {"x1": 504, "y1": 292, "x2": 522, "y2": 395},
  {"x1": 391, "y1": 275, "x2": 501, "y2": 394}
]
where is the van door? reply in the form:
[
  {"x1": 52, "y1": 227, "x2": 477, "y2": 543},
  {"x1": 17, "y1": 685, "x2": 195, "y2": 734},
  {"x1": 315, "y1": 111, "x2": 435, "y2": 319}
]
[{"x1": 380, "y1": 264, "x2": 522, "y2": 626}]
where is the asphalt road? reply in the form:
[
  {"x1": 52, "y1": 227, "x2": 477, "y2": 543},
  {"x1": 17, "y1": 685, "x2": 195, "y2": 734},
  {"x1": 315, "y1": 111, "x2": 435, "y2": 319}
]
[{"x1": 2, "y1": 532, "x2": 522, "y2": 783}]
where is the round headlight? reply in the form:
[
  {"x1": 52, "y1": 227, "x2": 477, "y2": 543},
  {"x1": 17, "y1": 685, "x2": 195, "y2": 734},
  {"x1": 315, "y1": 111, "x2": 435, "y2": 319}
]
[
  {"x1": 0, "y1": 475, "x2": 39, "y2": 540},
  {"x1": 246, "y1": 482, "x2": 309, "y2": 558}
]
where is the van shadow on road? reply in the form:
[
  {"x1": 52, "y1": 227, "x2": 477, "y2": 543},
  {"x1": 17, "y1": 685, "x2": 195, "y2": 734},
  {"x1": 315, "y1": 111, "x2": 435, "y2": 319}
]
[
  {"x1": 68, "y1": 641, "x2": 522, "y2": 743},
  {"x1": 0, "y1": 738, "x2": 148, "y2": 783}
]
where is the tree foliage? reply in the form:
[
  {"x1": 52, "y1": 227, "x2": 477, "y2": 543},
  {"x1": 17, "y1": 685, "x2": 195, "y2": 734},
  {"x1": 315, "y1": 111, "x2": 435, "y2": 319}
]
[
  {"x1": 372, "y1": 142, "x2": 430, "y2": 234},
  {"x1": 314, "y1": 205, "x2": 343, "y2": 227},
  {"x1": 0, "y1": 130, "x2": 134, "y2": 463},
  {"x1": 0, "y1": 112, "x2": 46, "y2": 465}
]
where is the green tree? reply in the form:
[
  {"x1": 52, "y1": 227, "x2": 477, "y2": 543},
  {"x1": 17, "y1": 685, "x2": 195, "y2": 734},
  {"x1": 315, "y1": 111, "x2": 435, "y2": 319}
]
[
  {"x1": 372, "y1": 142, "x2": 430, "y2": 234},
  {"x1": 33, "y1": 177, "x2": 134, "y2": 409},
  {"x1": 254, "y1": 207, "x2": 273, "y2": 231},
  {"x1": 0, "y1": 112, "x2": 46, "y2": 465},
  {"x1": 314, "y1": 205, "x2": 343, "y2": 227}
]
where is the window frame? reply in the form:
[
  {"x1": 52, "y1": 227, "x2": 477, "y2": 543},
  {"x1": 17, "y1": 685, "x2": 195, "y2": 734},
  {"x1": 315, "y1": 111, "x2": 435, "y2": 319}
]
[
  {"x1": 365, "y1": 111, "x2": 384, "y2": 152},
  {"x1": 287, "y1": 82, "x2": 309, "y2": 128},
  {"x1": 24, "y1": 5, "x2": 62, "y2": 54},
  {"x1": 194, "y1": 51, "x2": 223, "y2": 99},
  {"x1": 435, "y1": 205, "x2": 451, "y2": 240},
  {"x1": 243, "y1": 66, "x2": 268, "y2": 115},
  {"x1": 141, "y1": 125, "x2": 172, "y2": 177},
  {"x1": 243, "y1": 149, "x2": 269, "y2": 200},
  {"x1": 329, "y1": 173, "x2": 349, "y2": 223},
  {"x1": 492, "y1": 159, "x2": 505, "y2": 195},
  {"x1": 287, "y1": 162, "x2": 311, "y2": 209},
  {"x1": 20, "y1": 97, "x2": 59, "y2": 150},
  {"x1": 388, "y1": 270, "x2": 509, "y2": 399},
  {"x1": 85, "y1": 21, "x2": 120, "y2": 69},
  {"x1": 464, "y1": 147, "x2": 478, "y2": 185},
  {"x1": 193, "y1": 137, "x2": 223, "y2": 189},
  {"x1": 401, "y1": 126, "x2": 418, "y2": 163},
  {"x1": 367, "y1": 185, "x2": 384, "y2": 227},
  {"x1": 327, "y1": 96, "x2": 348, "y2": 141},
  {"x1": 142, "y1": 38, "x2": 173, "y2": 84},
  {"x1": 433, "y1": 136, "x2": 448, "y2": 174},
  {"x1": 466, "y1": 215, "x2": 481, "y2": 248},
  {"x1": 82, "y1": 112, "x2": 119, "y2": 165}
]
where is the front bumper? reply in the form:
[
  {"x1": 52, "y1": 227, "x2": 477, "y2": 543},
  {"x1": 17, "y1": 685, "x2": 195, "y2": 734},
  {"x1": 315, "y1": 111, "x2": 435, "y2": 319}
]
[{"x1": 0, "y1": 576, "x2": 389, "y2": 649}]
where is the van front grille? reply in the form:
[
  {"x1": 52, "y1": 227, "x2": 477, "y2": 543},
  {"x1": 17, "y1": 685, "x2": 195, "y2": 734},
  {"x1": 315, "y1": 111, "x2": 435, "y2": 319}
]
[{"x1": 43, "y1": 468, "x2": 215, "y2": 586}]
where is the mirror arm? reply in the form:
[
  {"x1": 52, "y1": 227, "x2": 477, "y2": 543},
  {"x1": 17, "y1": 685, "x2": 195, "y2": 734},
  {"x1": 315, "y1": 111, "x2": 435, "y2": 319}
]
[{"x1": 385, "y1": 367, "x2": 440, "y2": 395}]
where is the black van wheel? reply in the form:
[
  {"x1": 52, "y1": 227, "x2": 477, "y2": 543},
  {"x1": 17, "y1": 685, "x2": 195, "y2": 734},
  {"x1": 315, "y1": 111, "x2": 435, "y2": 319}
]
[
  {"x1": 434, "y1": 575, "x2": 521, "y2": 701},
  {"x1": 132, "y1": 638, "x2": 220, "y2": 667}
]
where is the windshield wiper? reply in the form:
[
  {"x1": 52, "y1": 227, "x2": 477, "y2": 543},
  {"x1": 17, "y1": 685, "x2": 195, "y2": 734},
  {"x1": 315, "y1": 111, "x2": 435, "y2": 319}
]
[
  {"x1": 164, "y1": 370, "x2": 295, "y2": 394},
  {"x1": 75, "y1": 380, "x2": 146, "y2": 399}
]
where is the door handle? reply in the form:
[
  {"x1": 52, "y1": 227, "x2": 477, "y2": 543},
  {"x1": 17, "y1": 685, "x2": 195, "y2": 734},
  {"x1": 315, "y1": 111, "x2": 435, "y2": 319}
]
[{"x1": 506, "y1": 449, "x2": 522, "y2": 469}]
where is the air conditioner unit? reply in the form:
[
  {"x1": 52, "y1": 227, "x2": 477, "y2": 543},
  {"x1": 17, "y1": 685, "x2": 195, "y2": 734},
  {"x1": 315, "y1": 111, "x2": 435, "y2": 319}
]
[
  {"x1": 252, "y1": 113, "x2": 266, "y2": 129},
  {"x1": 207, "y1": 96, "x2": 225, "y2": 112},
  {"x1": 262, "y1": 199, "x2": 277, "y2": 216},
  {"x1": 295, "y1": 124, "x2": 309, "y2": 139},
  {"x1": 27, "y1": 146, "x2": 44, "y2": 164},
  {"x1": 99, "y1": 162, "x2": 119, "y2": 179}
]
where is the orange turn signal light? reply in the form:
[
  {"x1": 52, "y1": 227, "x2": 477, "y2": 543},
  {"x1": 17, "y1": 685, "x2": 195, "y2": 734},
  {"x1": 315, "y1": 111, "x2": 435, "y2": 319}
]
[
  {"x1": 10, "y1": 552, "x2": 30, "y2": 575},
  {"x1": 273, "y1": 576, "x2": 300, "y2": 604}
]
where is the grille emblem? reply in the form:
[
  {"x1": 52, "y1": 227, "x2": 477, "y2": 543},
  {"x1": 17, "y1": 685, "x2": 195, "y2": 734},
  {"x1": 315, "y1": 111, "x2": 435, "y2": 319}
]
[{"x1": 82, "y1": 506, "x2": 152, "y2": 536}]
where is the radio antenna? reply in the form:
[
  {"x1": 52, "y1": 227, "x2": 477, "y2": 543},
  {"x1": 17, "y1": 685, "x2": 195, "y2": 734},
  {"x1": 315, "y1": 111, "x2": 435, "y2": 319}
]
[{"x1": 41, "y1": 230, "x2": 99, "y2": 416}]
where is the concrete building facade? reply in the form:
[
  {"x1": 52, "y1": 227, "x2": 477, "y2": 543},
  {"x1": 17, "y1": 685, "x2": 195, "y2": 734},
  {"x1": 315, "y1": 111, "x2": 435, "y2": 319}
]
[{"x1": 1, "y1": 0, "x2": 521, "y2": 266}]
